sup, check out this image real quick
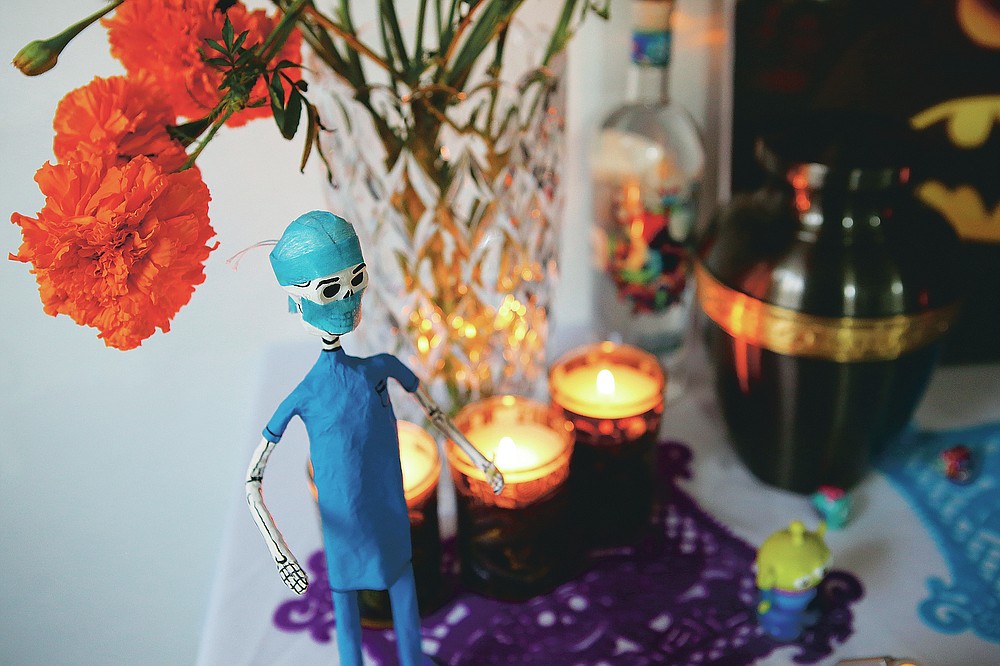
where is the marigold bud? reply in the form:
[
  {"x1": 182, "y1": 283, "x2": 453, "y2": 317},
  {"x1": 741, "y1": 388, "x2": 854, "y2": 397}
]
[
  {"x1": 12, "y1": 0, "x2": 125, "y2": 76},
  {"x1": 12, "y1": 39, "x2": 61, "y2": 76}
]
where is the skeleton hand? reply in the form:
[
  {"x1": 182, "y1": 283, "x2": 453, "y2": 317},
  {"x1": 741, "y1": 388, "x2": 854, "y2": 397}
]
[
  {"x1": 277, "y1": 557, "x2": 309, "y2": 594},
  {"x1": 481, "y1": 459, "x2": 505, "y2": 495},
  {"x1": 414, "y1": 385, "x2": 505, "y2": 495},
  {"x1": 247, "y1": 437, "x2": 309, "y2": 594}
]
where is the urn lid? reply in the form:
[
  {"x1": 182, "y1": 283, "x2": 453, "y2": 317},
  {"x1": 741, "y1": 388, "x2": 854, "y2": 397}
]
[{"x1": 755, "y1": 111, "x2": 942, "y2": 190}]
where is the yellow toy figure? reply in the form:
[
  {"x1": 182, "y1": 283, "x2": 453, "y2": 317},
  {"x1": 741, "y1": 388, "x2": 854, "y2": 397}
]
[{"x1": 755, "y1": 521, "x2": 831, "y2": 641}]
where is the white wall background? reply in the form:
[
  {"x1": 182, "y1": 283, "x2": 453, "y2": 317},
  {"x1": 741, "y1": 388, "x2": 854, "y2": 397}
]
[{"x1": 0, "y1": 1, "x2": 729, "y2": 663}]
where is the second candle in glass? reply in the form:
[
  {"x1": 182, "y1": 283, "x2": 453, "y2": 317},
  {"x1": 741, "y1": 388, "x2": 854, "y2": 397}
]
[
  {"x1": 549, "y1": 341, "x2": 666, "y2": 545},
  {"x1": 446, "y1": 396, "x2": 575, "y2": 600}
]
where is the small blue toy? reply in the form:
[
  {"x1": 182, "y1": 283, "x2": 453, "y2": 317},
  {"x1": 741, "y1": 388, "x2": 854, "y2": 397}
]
[
  {"x1": 245, "y1": 211, "x2": 503, "y2": 666},
  {"x1": 755, "y1": 521, "x2": 831, "y2": 641},
  {"x1": 811, "y1": 485, "x2": 851, "y2": 529}
]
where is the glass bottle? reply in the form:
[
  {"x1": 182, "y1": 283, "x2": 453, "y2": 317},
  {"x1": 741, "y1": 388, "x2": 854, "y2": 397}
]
[{"x1": 590, "y1": 0, "x2": 705, "y2": 392}]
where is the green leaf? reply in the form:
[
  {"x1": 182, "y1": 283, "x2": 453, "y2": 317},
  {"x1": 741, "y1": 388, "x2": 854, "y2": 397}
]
[
  {"x1": 235, "y1": 51, "x2": 255, "y2": 68},
  {"x1": 300, "y1": 101, "x2": 319, "y2": 172},
  {"x1": 237, "y1": 48, "x2": 257, "y2": 65},
  {"x1": 232, "y1": 30, "x2": 248, "y2": 52},
  {"x1": 589, "y1": 1, "x2": 610, "y2": 20},
  {"x1": 281, "y1": 89, "x2": 303, "y2": 139},
  {"x1": 268, "y1": 74, "x2": 285, "y2": 105},
  {"x1": 222, "y1": 17, "x2": 235, "y2": 49},
  {"x1": 270, "y1": 103, "x2": 286, "y2": 132},
  {"x1": 446, "y1": 1, "x2": 524, "y2": 88},
  {"x1": 332, "y1": 95, "x2": 355, "y2": 134},
  {"x1": 204, "y1": 38, "x2": 227, "y2": 55},
  {"x1": 168, "y1": 117, "x2": 214, "y2": 146},
  {"x1": 379, "y1": 0, "x2": 410, "y2": 71},
  {"x1": 269, "y1": 77, "x2": 286, "y2": 130}
]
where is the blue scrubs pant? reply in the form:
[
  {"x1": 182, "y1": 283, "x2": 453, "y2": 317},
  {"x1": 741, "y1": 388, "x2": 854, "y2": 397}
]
[{"x1": 332, "y1": 563, "x2": 428, "y2": 666}]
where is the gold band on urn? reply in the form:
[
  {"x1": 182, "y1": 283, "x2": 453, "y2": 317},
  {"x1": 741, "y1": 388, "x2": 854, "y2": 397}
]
[{"x1": 695, "y1": 262, "x2": 959, "y2": 362}]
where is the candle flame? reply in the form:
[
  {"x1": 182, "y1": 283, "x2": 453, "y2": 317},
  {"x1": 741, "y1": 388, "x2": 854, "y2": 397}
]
[
  {"x1": 497, "y1": 436, "x2": 516, "y2": 456},
  {"x1": 596, "y1": 368, "x2": 616, "y2": 396},
  {"x1": 493, "y1": 436, "x2": 518, "y2": 471}
]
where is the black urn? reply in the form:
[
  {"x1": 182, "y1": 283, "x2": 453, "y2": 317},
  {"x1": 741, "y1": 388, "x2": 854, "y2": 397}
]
[{"x1": 697, "y1": 122, "x2": 963, "y2": 493}]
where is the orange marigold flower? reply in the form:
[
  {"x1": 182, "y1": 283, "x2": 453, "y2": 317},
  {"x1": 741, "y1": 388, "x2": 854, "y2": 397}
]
[
  {"x1": 10, "y1": 156, "x2": 217, "y2": 350},
  {"x1": 53, "y1": 75, "x2": 186, "y2": 170},
  {"x1": 103, "y1": 0, "x2": 302, "y2": 128}
]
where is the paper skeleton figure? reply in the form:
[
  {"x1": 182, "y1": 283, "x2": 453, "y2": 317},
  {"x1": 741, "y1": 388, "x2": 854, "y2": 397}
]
[{"x1": 246, "y1": 211, "x2": 503, "y2": 666}]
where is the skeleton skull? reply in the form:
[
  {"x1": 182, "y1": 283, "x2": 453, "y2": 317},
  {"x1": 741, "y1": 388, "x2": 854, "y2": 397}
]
[
  {"x1": 269, "y1": 211, "x2": 369, "y2": 336},
  {"x1": 284, "y1": 262, "x2": 369, "y2": 336}
]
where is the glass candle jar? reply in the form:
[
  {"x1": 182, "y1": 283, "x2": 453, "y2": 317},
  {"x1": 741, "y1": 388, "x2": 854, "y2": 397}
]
[
  {"x1": 549, "y1": 341, "x2": 666, "y2": 545},
  {"x1": 446, "y1": 395, "x2": 575, "y2": 600}
]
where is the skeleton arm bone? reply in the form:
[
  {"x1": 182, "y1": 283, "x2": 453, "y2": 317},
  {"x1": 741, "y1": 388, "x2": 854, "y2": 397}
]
[
  {"x1": 246, "y1": 437, "x2": 309, "y2": 594},
  {"x1": 413, "y1": 385, "x2": 505, "y2": 494}
]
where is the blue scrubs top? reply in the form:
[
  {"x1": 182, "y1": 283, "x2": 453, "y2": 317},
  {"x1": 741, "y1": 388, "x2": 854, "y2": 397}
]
[{"x1": 264, "y1": 348, "x2": 419, "y2": 591}]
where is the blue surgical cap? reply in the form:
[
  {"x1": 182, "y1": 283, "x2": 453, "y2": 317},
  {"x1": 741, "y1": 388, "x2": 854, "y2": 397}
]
[{"x1": 269, "y1": 211, "x2": 364, "y2": 286}]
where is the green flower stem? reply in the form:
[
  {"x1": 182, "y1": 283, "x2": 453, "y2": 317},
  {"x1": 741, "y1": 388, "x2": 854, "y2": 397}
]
[
  {"x1": 305, "y1": 4, "x2": 397, "y2": 79},
  {"x1": 296, "y1": 0, "x2": 604, "y2": 210},
  {"x1": 444, "y1": 0, "x2": 523, "y2": 91},
  {"x1": 433, "y1": 0, "x2": 442, "y2": 36},
  {"x1": 181, "y1": 105, "x2": 236, "y2": 170},
  {"x1": 414, "y1": 0, "x2": 429, "y2": 75},
  {"x1": 483, "y1": 23, "x2": 509, "y2": 134},
  {"x1": 379, "y1": 0, "x2": 410, "y2": 73},
  {"x1": 59, "y1": 0, "x2": 126, "y2": 44},
  {"x1": 445, "y1": 0, "x2": 462, "y2": 36},
  {"x1": 377, "y1": 5, "x2": 403, "y2": 96},
  {"x1": 297, "y1": 16, "x2": 348, "y2": 78},
  {"x1": 302, "y1": 4, "x2": 405, "y2": 163},
  {"x1": 12, "y1": 0, "x2": 124, "y2": 75},
  {"x1": 437, "y1": 0, "x2": 487, "y2": 84},
  {"x1": 543, "y1": 0, "x2": 579, "y2": 66},
  {"x1": 336, "y1": 0, "x2": 369, "y2": 92},
  {"x1": 259, "y1": 0, "x2": 309, "y2": 63}
]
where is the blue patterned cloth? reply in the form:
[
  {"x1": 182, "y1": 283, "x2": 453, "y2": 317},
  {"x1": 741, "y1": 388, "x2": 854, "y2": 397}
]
[{"x1": 876, "y1": 421, "x2": 1000, "y2": 643}]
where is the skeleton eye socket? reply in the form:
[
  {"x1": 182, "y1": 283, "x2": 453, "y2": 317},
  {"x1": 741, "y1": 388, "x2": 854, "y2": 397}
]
[
  {"x1": 322, "y1": 283, "x2": 341, "y2": 299},
  {"x1": 351, "y1": 272, "x2": 365, "y2": 287}
]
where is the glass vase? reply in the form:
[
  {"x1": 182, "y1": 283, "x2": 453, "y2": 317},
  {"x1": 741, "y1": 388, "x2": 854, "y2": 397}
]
[{"x1": 313, "y1": 61, "x2": 564, "y2": 418}]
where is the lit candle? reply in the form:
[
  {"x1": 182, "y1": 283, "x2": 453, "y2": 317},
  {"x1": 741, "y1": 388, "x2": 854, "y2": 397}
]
[
  {"x1": 494, "y1": 436, "x2": 538, "y2": 471},
  {"x1": 445, "y1": 395, "x2": 576, "y2": 600},
  {"x1": 464, "y1": 426, "x2": 565, "y2": 479},
  {"x1": 549, "y1": 341, "x2": 666, "y2": 545},
  {"x1": 447, "y1": 395, "x2": 574, "y2": 508},
  {"x1": 549, "y1": 342, "x2": 664, "y2": 421}
]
